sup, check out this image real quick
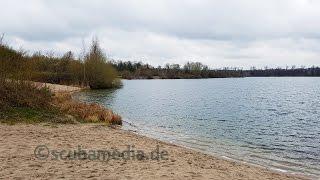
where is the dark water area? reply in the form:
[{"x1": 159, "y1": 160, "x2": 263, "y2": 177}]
[{"x1": 74, "y1": 77, "x2": 320, "y2": 177}]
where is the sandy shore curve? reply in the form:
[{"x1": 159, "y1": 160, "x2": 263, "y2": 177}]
[{"x1": 0, "y1": 123, "x2": 310, "y2": 180}]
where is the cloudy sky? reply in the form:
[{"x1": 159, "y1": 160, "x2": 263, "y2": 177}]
[{"x1": 1, "y1": 0, "x2": 320, "y2": 69}]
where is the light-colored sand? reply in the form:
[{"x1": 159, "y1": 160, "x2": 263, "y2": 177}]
[
  {"x1": 33, "y1": 82, "x2": 82, "y2": 93},
  {"x1": 0, "y1": 124, "x2": 310, "y2": 180}
]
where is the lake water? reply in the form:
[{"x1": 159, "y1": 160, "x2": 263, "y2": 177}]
[{"x1": 74, "y1": 77, "x2": 320, "y2": 177}]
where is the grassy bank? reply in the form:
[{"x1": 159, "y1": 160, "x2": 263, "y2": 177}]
[
  {"x1": 0, "y1": 82, "x2": 122, "y2": 125},
  {"x1": 0, "y1": 38, "x2": 122, "y2": 125},
  {"x1": 0, "y1": 105, "x2": 122, "y2": 126},
  {"x1": 0, "y1": 107, "x2": 69, "y2": 125},
  {"x1": 53, "y1": 92, "x2": 121, "y2": 125}
]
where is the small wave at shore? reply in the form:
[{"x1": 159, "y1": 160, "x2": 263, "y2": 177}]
[
  {"x1": 75, "y1": 78, "x2": 320, "y2": 179},
  {"x1": 123, "y1": 118, "x2": 319, "y2": 178}
]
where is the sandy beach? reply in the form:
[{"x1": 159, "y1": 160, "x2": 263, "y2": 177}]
[
  {"x1": 0, "y1": 123, "x2": 309, "y2": 180},
  {"x1": 0, "y1": 83, "x2": 312, "y2": 179}
]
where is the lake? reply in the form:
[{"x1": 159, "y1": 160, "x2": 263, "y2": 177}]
[{"x1": 74, "y1": 77, "x2": 320, "y2": 177}]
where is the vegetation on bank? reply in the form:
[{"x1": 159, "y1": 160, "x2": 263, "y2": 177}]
[
  {"x1": 53, "y1": 93, "x2": 121, "y2": 125},
  {"x1": 0, "y1": 79, "x2": 58, "y2": 124},
  {"x1": 0, "y1": 38, "x2": 122, "y2": 125},
  {"x1": 0, "y1": 37, "x2": 121, "y2": 88},
  {"x1": 112, "y1": 61, "x2": 320, "y2": 79},
  {"x1": 0, "y1": 80, "x2": 122, "y2": 125},
  {"x1": 85, "y1": 40, "x2": 121, "y2": 89}
]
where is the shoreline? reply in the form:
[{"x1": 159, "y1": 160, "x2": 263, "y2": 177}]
[
  {"x1": 122, "y1": 119, "x2": 316, "y2": 179},
  {"x1": 0, "y1": 123, "x2": 311, "y2": 179},
  {"x1": 0, "y1": 83, "x2": 312, "y2": 179},
  {"x1": 122, "y1": 76, "x2": 320, "y2": 80}
]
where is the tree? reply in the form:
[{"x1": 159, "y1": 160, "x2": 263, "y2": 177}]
[{"x1": 84, "y1": 39, "x2": 119, "y2": 89}]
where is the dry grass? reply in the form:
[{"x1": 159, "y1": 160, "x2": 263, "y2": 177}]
[
  {"x1": 0, "y1": 79, "x2": 52, "y2": 110},
  {"x1": 0, "y1": 79, "x2": 122, "y2": 125},
  {"x1": 0, "y1": 79, "x2": 77, "y2": 125},
  {"x1": 52, "y1": 93, "x2": 122, "y2": 125},
  {"x1": 0, "y1": 40, "x2": 122, "y2": 125}
]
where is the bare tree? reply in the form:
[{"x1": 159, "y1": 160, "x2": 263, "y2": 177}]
[
  {"x1": 81, "y1": 38, "x2": 87, "y2": 85},
  {"x1": 0, "y1": 33, "x2": 4, "y2": 45}
]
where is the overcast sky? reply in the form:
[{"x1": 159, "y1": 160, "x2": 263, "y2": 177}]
[{"x1": 1, "y1": 0, "x2": 320, "y2": 68}]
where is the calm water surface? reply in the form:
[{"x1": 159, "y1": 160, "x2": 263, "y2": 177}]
[{"x1": 75, "y1": 77, "x2": 320, "y2": 177}]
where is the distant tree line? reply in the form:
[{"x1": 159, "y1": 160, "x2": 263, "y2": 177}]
[
  {"x1": 112, "y1": 61, "x2": 244, "y2": 79},
  {"x1": 244, "y1": 66, "x2": 320, "y2": 77},
  {"x1": 112, "y1": 61, "x2": 320, "y2": 79}
]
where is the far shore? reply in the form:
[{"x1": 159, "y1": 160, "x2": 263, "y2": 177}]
[{"x1": 0, "y1": 83, "x2": 312, "y2": 180}]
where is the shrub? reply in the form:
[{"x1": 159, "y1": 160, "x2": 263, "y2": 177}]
[
  {"x1": 84, "y1": 39, "x2": 121, "y2": 89},
  {"x1": 0, "y1": 37, "x2": 122, "y2": 125},
  {"x1": 0, "y1": 79, "x2": 52, "y2": 110}
]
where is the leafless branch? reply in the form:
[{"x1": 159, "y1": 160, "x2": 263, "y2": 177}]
[{"x1": 0, "y1": 33, "x2": 4, "y2": 45}]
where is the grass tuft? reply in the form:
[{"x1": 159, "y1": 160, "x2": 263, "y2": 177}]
[
  {"x1": 52, "y1": 93, "x2": 122, "y2": 125},
  {"x1": 0, "y1": 107, "x2": 78, "y2": 125}
]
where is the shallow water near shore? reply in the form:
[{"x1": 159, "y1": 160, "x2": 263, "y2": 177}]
[{"x1": 74, "y1": 77, "x2": 320, "y2": 177}]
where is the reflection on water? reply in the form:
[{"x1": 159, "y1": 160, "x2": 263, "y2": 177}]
[{"x1": 74, "y1": 77, "x2": 320, "y2": 177}]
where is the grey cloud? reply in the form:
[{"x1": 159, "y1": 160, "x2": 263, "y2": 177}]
[
  {"x1": 1, "y1": 0, "x2": 320, "y2": 68},
  {"x1": 3, "y1": 0, "x2": 320, "y2": 41}
]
